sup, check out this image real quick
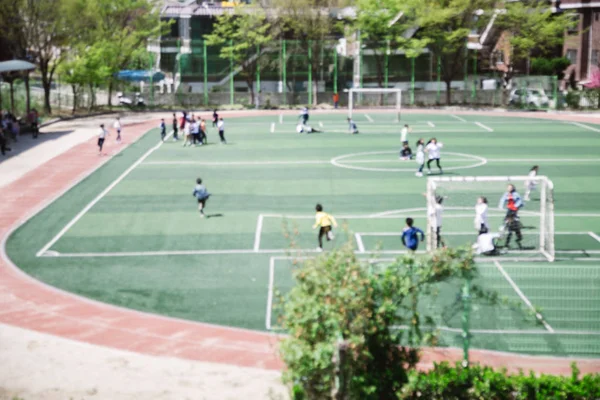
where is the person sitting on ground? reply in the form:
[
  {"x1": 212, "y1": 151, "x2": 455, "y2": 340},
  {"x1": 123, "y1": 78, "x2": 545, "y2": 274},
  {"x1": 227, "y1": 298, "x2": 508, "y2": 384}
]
[
  {"x1": 296, "y1": 123, "x2": 322, "y2": 134},
  {"x1": 473, "y1": 228, "x2": 501, "y2": 256},
  {"x1": 400, "y1": 143, "x2": 413, "y2": 160}
]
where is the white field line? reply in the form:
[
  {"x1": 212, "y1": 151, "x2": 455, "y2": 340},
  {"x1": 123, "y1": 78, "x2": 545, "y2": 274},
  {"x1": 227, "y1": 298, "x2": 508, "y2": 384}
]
[
  {"x1": 141, "y1": 158, "x2": 600, "y2": 167},
  {"x1": 36, "y1": 131, "x2": 174, "y2": 257},
  {"x1": 427, "y1": 121, "x2": 435, "y2": 127},
  {"x1": 588, "y1": 232, "x2": 600, "y2": 243},
  {"x1": 355, "y1": 233, "x2": 366, "y2": 253},
  {"x1": 450, "y1": 114, "x2": 467, "y2": 122},
  {"x1": 571, "y1": 121, "x2": 600, "y2": 133},
  {"x1": 389, "y1": 325, "x2": 600, "y2": 336},
  {"x1": 253, "y1": 214, "x2": 264, "y2": 252},
  {"x1": 494, "y1": 261, "x2": 554, "y2": 333},
  {"x1": 265, "y1": 257, "x2": 276, "y2": 330},
  {"x1": 475, "y1": 122, "x2": 494, "y2": 132},
  {"x1": 270, "y1": 123, "x2": 275, "y2": 133},
  {"x1": 359, "y1": 231, "x2": 590, "y2": 236},
  {"x1": 364, "y1": 114, "x2": 374, "y2": 122}
]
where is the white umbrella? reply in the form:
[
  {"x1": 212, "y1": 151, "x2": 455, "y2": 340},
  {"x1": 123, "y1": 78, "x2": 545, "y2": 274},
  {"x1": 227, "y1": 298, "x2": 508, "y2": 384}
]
[{"x1": 0, "y1": 60, "x2": 36, "y2": 74}]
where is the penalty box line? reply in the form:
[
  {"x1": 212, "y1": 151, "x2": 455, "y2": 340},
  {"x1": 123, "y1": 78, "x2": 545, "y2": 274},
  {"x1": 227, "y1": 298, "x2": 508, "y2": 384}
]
[{"x1": 36, "y1": 131, "x2": 174, "y2": 258}]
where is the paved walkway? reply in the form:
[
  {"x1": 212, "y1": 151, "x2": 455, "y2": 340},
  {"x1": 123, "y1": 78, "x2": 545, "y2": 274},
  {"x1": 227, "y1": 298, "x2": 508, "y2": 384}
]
[{"x1": 0, "y1": 109, "x2": 598, "y2": 398}]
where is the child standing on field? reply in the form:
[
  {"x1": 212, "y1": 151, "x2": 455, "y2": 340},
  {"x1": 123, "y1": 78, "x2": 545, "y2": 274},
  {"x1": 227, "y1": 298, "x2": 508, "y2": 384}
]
[
  {"x1": 160, "y1": 119, "x2": 166, "y2": 141},
  {"x1": 401, "y1": 218, "x2": 425, "y2": 251},
  {"x1": 415, "y1": 138, "x2": 425, "y2": 177},
  {"x1": 217, "y1": 118, "x2": 226, "y2": 144},
  {"x1": 98, "y1": 124, "x2": 108, "y2": 154},
  {"x1": 313, "y1": 203, "x2": 338, "y2": 252},
  {"x1": 192, "y1": 178, "x2": 211, "y2": 217}
]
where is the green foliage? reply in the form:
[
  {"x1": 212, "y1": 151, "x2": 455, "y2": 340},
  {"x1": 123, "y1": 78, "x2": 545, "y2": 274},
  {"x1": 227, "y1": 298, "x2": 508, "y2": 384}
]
[
  {"x1": 400, "y1": 361, "x2": 600, "y2": 400},
  {"x1": 279, "y1": 241, "x2": 480, "y2": 399},
  {"x1": 565, "y1": 91, "x2": 581, "y2": 110},
  {"x1": 530, "y1": 57, "x2": 571, "y2": 79},
  {"x1": 204, "y1": 6, "x2": 273, "y2": 100},
  {"x1": 498, "y1": 3, "x2": 575, "y2": 70}
]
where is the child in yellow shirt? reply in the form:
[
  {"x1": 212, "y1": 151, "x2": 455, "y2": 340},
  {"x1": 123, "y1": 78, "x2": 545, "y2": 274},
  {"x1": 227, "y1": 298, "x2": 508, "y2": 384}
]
[{"x1": 313, "y1": 203, "x2": 338, "y2": 251}]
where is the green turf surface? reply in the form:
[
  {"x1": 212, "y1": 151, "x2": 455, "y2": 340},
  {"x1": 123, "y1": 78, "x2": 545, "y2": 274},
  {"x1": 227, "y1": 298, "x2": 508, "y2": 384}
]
[{"x1": 6, "y1": 112, "x2": 600, "y2": 357}]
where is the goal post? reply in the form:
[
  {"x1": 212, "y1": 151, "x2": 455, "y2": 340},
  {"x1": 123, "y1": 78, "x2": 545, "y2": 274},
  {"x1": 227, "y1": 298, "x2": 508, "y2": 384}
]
[
  {"x1": 348, "y1": 88, "x2": 402, "y2": 121},
  {"x1": 426, "y1": 176, "x2": 555, "y2": 262}
]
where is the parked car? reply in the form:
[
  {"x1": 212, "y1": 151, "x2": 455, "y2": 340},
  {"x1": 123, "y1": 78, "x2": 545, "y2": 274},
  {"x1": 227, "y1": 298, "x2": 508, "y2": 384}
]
[{"x1": 509, "y1": 88, "x2": 550, "y2": 108}]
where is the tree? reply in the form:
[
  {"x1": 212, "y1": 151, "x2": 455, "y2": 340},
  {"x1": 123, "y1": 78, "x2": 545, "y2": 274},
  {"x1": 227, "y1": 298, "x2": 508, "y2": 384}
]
[
  {"x1": 352, "y1": 0, "x2": 429, "y2": 93},
  {"x1": 418, "y1": 0, "x2": 494, "y2": 104},
  {"x1": 204, "y1": 6, "x2": 274, "y2": 105},
  {"x1": 76, "y1": 0, "x2": 166, "y2": 107},
  {"x1": 279, "y1": 242, "x2": 482, "y2": 399},
  {"x1": 497, "y1": 1, "x2": 575, "y2": 97},
  {"x1": 4, "y1": 0, "x2": 73, "y2": 114},
  {"x1": 271, "y1": 0, "x2": 348, "y2": 106}
]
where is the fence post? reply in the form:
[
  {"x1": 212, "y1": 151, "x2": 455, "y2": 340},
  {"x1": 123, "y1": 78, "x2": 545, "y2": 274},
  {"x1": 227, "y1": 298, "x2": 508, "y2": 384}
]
[
  {"x1": 436, "y1": 56, "x2": 441, "y2": 104},
  {"x1": 256, "y1": 44, "x2": 261, "y2": 98},
  {"x1": 333, "y1": 44, "x2": 338, "y2": 95},
  {"x1": 203, "y1": 40, "x2": 208, "y2": 106},
  {"x1": 553, "y1": 75, "x2": 559, "y2": 110},
  {"x1": 282, "y1": 39, "x2": 287, "y2": 105},
  {"x1": 308, "y1": 40, "x2": 312, "y2": 106},
  {"x1": 230, "y1": 40, "x2": 234, "y2": 105},
  {"x1": 410, "y1": 57, "x2": 415, "y2": 105},
  {"x1": 472, "y1": 50, "x2": 477, "y2": 103},
  {"x1": 149, "y1": 52, "x2": 154, "y2": 107},
  {"x1": 384, "y1": 41, "x2": 389, "y2": 89},
  {"x1": 461, "y1": 276, "x2": 471, "y2": 367}
]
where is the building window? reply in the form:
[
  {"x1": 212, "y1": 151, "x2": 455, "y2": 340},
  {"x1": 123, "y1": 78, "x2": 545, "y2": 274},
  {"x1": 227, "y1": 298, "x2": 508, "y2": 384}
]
[
  {"x1": 592, "y1": 50, "x2": 599, "y2": 67},
  {"x1": 566, "y1": 49, "x2": 578, "y2": 64}
]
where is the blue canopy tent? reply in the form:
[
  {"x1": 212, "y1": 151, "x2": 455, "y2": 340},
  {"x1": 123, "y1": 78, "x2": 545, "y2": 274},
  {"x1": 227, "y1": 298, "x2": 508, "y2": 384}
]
[{"x1": 115, "y1": 70, "x2": 165, "y2": 82}]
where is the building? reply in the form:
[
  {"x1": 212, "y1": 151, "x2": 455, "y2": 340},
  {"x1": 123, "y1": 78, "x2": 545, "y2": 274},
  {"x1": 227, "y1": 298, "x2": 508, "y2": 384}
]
[{"x1": 559, "y1": 0, "x2": 600, "y2": 83}]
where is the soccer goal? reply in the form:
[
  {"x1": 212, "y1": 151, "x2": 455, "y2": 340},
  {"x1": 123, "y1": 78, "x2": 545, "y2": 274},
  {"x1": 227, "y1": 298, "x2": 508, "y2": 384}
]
[
  {"x1": 348, "y1": 88, "x2": 402, "y2": 121},
  {"x1": 426, "y1": 176, "x2": 555, "y2": 262}
]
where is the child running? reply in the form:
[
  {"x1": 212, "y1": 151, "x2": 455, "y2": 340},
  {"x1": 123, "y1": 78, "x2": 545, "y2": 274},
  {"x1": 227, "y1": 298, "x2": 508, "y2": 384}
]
[
  {"x1": 347, "y1": 117, "x2": 359, "y2": 134},
  {"x1": 300, "y1": 107, "x2": 309, "y2": 124},
  {"x1": 415, "y1": 138, "x2": 425, "y2": 177},
  {"x1": 183, "y1": 120, "x2": 193, "y2": 147},
  {"x1": 313, "y1": 203, "x2": 338, "y2": 252},
  {"x1": 524, "y1": 165, "x2": 539, "y2": 201},
  {"x1": 217, "y1": 117, "x2": 226, "y2": 144},
  {"x1": 98, "y1": 124, "x2": 108, "y2": 154},
  {"x1": 425, "y1": 137, "x2": 443, "y2": 175},
  {"x1": 160, "y1": 119, "x2": 166, "y2": 141},
  {"x1": 401, "y1": 218, "x2": 425, "y2": 251},
  {"x1": 192, "y1": 178, "x2": 211, "y2": 217},
  {"x1": 114, "y1": 117, "x2": 122, "y2": 143}
]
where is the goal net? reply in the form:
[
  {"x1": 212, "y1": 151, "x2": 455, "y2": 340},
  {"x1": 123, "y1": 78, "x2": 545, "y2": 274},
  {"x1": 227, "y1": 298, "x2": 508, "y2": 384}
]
[
  {"x1": 348, "y1": 88, "x2": 402, "y2": 120},
  {"x1": 426, "y1": 176, "x2": 555, "y2": 262}
]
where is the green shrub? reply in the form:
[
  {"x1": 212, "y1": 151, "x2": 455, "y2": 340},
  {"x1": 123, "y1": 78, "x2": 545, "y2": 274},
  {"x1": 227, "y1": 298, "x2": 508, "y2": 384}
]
[
  {"x1": 278, "y1": 242, "x2": 480, "y2": 400},
  {"x1": 565, "y1": 91, "x2": 581, "y2": 109},
  {"x1": 400, "y1": 362, "x2": 600, "y2": 400}
]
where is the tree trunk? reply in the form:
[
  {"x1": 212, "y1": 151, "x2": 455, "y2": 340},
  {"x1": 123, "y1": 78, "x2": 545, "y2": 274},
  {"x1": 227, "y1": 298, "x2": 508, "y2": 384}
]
[
  {"x1": 39, "y1": 62, "x2": 53, "y2": 114},
  {"x1": 24, "y1": 73, "x2": 31, "y2": 114},
  {"x1": 9, "y1": 80, "x2": 15, "y2": 114},
  {"x1": 108, "y1": 80, "x2": 113, "y2": 108},
  {"x1": 88, "y1": 84, "x2": 94, "y2": 111},
  {"x1": 445, "y1": 80, "x2": 452, "y2": 105},
  {"x1": 71, "y1": 84, "x2": 77, "y2": 114},
  {"x1": 246, "y1": 77, "x2": 255, "y2": 107}
]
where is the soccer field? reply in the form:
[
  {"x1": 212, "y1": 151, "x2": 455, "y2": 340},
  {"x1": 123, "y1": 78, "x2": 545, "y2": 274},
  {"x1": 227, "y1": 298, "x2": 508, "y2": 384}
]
[{"x1": 6, "y1": 111, "x2": 600, "y2": 357}]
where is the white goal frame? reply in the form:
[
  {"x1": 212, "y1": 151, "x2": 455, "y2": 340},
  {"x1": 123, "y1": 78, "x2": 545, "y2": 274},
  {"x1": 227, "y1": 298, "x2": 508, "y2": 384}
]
[
  {"x1": 426, "y1": 176, "x2": 555, "y2": 262},
  {"x1": 348, "y1": 88, "x2": 402, "y2": 120}
]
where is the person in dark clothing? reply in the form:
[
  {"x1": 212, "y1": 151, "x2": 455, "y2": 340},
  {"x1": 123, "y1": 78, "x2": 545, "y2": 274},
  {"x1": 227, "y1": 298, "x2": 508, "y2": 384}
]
[
  {"x1": 212, "y1": 109, "x2": 219, "y2": 127},
  {"x1": 160, "y1": 119, "x2": 166, "y2": 141},
  {"x1": 0, "y1": 127, "x2": 12, "y2": 155},
  {"x1": 400, "y1": 143, "x2": 412, "y2": 160},
  {"x1": 172, "y1": 113, "x2": 178, "y2": 140}
]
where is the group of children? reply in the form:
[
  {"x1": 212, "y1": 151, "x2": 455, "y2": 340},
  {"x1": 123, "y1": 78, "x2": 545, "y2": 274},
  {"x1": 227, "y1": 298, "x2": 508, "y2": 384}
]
[
  {"x1": 309, "y1": 166, "x2": 538, "y2": 254},
  {"x1": 165, "y1": 110, "x2": 226, "y2": 146},
  {"x1": 397, "y1": 124, "x2": 444, "y2": 177}
]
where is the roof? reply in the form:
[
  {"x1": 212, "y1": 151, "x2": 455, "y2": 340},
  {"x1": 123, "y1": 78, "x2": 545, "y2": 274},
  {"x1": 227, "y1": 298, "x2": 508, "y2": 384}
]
[
  {"x1": 161, "y1": 2, "x2": 235, "y2": 17},
  {"x1": 0, "y1": 60, "x2": 36, "y2": 74}
]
